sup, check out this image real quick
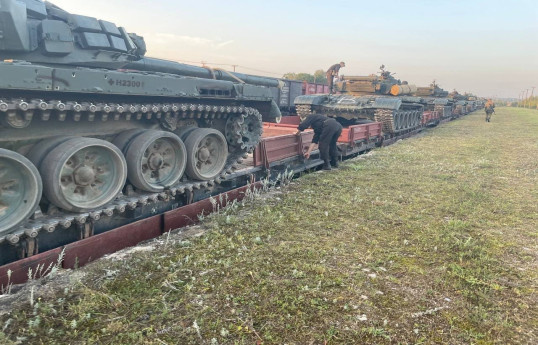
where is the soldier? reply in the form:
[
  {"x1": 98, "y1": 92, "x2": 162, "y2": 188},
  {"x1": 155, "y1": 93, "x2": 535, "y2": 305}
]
[
  {"x1": 296, "y1": 114, "x2": 343, "y2": 170},
  {"x1": 326, "y1": 62, "x2": 345, "y2": 94},
  {"x1": 484, "y1": 99, "x2": 495, "y2": 122}
]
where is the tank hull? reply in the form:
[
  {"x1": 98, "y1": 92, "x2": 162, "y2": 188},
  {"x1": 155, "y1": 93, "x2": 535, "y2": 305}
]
[
  {"x1": 0, "y1": 0, "x2": 283, "y2": 240},
  {"x1": 0, "y1": 61, "x2": 278, "y2": 240},
  {"x1": 294, "y1": 94, "x2": 424, "y2": 133}
]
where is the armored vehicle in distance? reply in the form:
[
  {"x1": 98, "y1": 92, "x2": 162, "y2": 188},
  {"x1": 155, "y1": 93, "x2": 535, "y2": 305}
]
[
  {"x1": 414, "y1": 81, "x2": 454, "y2": 119},
  {"x1": 294, "y1": 66, "x2": 423, "y2": 133}
]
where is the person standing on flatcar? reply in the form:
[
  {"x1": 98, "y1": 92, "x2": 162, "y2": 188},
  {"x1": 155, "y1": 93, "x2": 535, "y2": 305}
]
[
  {"x1": 326, "y1": 62, "x2": 345, "y2": 94},
  {"x1": 296, "y1": 114, "x2": 343, "y2": 170}
]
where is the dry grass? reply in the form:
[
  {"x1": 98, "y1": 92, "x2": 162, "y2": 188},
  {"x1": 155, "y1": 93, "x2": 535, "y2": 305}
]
[{"x1": 0, "y1": 107, "x2": 536, "y2": 344}]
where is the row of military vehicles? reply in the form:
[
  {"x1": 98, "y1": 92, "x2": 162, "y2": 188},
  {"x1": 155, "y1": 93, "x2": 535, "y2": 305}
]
[{"x1": 0, "y1": 0, "x2": 482, "y2": 259}]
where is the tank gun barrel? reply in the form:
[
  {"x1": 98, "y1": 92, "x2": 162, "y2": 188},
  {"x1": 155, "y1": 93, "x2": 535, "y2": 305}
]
[
  {"x1": 124, "y1": 58, "x2": 280, "y2": 88},
  {"x1": 0, "y1": 0, "x2": 279, "y2": 89}
]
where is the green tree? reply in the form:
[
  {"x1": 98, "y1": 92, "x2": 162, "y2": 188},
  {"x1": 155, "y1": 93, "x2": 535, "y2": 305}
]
[
  {"x1": 313, "y1": 69, "x2": 327, "y2": 84},
  {"x1": 282, "y1": 72, "x2": 298, "y2": 80},
  {"x1": 282, "y1": 70, "x2": 327, "y2": 84}
]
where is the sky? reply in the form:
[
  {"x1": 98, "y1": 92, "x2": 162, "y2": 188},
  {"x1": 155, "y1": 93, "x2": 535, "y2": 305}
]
[{"x1": 49, "y1": 0, "x2": 538, "y2": 98}]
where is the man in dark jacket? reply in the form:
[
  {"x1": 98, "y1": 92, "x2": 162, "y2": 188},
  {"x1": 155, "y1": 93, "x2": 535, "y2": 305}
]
[
  {"x1": 326, "y1": 62, "x2": 345, "y2": 94},
  {"x1": 296, "y1": 114, "x2": 343, "y2": 170}
]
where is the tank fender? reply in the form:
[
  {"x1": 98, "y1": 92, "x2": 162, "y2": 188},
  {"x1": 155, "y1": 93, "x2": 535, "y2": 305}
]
[
  {"x1": 433, "y1": 98, "x2": 449, "y2": 105},
  {"x1": 372, "y1": 97, "x2": 402, "y2": 110},
  {"x1": 294, "y1": 94, "x2": 329, "y2": 106},
  {"x1": 268, "y1": 100, "x2": 282, "y2": 123},
  {"x1": 243, "y1": 99, "x2": 282, "y2": 123},
  {"x1": 234, "y1": 83, "x2": 274, "y2": 100}
]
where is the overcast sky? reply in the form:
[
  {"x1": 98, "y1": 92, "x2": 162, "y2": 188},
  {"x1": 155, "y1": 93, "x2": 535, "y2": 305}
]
[{"x1": 50, "y1": 0, "x2": 538, "y2": 98}]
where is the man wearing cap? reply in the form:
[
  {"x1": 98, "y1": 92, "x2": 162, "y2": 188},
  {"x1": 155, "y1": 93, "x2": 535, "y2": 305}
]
[
  {"x1": 326, "y1": 62, "x2": 345, "y2": 94},
  {"x1": 296, "y1": 114, "x2": 343, "y2": 170}
]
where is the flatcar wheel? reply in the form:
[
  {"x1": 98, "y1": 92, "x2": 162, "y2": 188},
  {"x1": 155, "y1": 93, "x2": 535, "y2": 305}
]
[
  {"x1": 125, "y1": 130, "x2": 187, "y2": 192},
  {"x1": 184, "y1": 128, "x2": 228, "y2": 181},
  {"x1": 0, "y1": 149, "x2": 42, "y2": 235},
  {"x1": 40, "y1": 138, "x2": 127, "y2": 212}
]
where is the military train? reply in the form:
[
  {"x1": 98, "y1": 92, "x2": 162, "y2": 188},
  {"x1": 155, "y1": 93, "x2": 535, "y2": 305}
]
[
  {"x1": 0, "y1": 0, "x2": 482, "y2": 264},
  {"x1": 292, "y1": 66, "x2": 483, "y2": 133}
]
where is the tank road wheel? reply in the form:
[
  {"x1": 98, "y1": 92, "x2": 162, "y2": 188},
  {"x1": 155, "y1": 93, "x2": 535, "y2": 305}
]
[
  {"x1": 125, "y1": 130, "x2": 187, "y2": 192},
  {"x1": 393, "y1": 112, "x2": 401, "y2": 131},
  {"x1": 184, "y1": 128, "x2": 228, "y2": 181},
  {"x1": 0, "y1": 149, "x2": 42, "y2": 235},
  {"x1": 40, "y1": 138, "x2": 127, "y2": 212},
  {"x1": 26, "y1": 136, "x2": 76, "y2": 170},
  {"x1": 111, "y1": 129, "x2": 146, "y2": 153},
  {"x1": 403, "y1": 112, "x2": 410, "y2": 130}
]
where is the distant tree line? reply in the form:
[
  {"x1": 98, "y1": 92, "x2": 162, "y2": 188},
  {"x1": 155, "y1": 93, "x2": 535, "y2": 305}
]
[
  {"x1": 510, "y1": 96, "x2": 538, "y2": 109},
  {"x1": 282, "y1": 70, "x2": 328, "y2": 84}
]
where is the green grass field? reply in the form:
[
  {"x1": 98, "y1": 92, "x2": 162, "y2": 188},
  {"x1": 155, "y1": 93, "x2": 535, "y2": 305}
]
[{"x1": 1, "y1": 107, "x2": 536, "y2": 344}]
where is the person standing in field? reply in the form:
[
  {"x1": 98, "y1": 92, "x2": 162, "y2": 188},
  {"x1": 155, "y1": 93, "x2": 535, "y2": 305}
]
[
  {"x1": 485, "y1": 99, "x2": 495, "y2": 122},
  {"x1": 326, "y1": 62, "x2": 345, "y2": 94},
  {"x1": 296, "y1": 114, "x2": 343, "y2": 170}
]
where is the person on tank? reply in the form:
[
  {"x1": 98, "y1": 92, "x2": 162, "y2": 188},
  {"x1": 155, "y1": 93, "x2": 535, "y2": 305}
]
[
  {"x1": 296, "y1": 114, "x2": 343, "y2": 170},
  {"x1": 484, "y1": 99, "x2": 495, "y2": 122},
  {"x1": 326, "y1": 62, "x2": 345, "y2": 94}
]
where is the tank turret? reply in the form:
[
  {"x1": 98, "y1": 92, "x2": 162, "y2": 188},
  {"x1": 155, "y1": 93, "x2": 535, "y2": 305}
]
[
  {"x1": 335, "y1": 65, "x2": 418, "y2": 96},
  {"x1": 413, "y1": 81, "x2": 453, "y2": 119},
  {"x1": 0, "y1": 0, "x2": 279, "y2": 88},
  {"x1": 415, "y1": 81, "x2": 449, "y2": 98}
]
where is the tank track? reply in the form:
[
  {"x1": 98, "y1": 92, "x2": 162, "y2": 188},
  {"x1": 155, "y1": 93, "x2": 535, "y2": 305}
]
[
  {"x1": 374, "y1": 109, "x2": 395, "y2": 133},
  {"x1": 0, "y1": 99, "x2": 262, "y2": 244},
  {"x1": 434, "y1": 104, "x2": 446, "y2": 118},
  {"x1": 296, "y1": 104, "x2": 313, "y2": 121}
]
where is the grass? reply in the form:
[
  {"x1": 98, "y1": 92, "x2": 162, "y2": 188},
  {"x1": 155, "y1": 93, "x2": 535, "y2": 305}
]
[{"x1": 0, "y1": 107, "x2": 536, "y2": 344}]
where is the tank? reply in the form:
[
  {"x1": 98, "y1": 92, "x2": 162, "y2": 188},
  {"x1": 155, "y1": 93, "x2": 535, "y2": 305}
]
[
  {"x1": 294, "y1": 65, "x2": 424, "y2": 133},
  {"x1": 0, "y1": 0, "x2": 282, "y2": 241},
  {"x1": 414, "y1": 81, "x2": 454, "y2": 119}
]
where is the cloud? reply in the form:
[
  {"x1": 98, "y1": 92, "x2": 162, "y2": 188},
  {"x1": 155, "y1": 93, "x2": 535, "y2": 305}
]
[
  {"x1": 144, "y1": 33, "x2": 234, "y2": 50},
  {"x1": 215, "y1": 40, "x2": 235, "y2": 49}
]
